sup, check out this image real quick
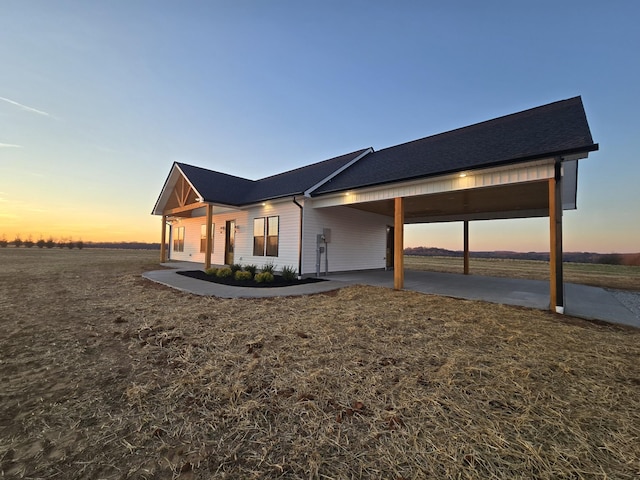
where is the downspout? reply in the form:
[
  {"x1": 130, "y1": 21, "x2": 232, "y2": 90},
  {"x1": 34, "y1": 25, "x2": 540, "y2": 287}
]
[{"x1": 293, "y1": 196, "x2": 304, "y2": 279}]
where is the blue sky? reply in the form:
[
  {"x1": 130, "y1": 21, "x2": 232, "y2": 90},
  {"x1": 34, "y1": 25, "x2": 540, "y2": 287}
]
[{"x1": 1, "y1": 1, "x2": 638, "y2": 252}]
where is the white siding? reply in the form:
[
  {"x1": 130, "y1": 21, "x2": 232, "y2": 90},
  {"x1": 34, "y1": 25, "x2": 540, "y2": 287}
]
[
  {"x1": 168, "y1": 199, "x2": 390, "y2": 275},
  {"x1": 234, "y1": 201, "x2": 301, "y2": 272},
  {"x1": 168, "y1": 200, "x2": 302, "y2": 272},
  {"x1": 302, "y1": 204, "x2": 390, "y2": 275}
]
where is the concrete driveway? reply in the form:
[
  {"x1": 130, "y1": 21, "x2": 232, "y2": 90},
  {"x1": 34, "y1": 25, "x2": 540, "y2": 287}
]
[{"x1": 144, "y1": 263, "x2": 640, "y2": 328}]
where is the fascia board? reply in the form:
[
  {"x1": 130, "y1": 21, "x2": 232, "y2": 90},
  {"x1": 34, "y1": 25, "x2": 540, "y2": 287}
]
[
  {"x1": 303, "y1": 147, "x2": 373, "y2": 197},
  {"x1": 151, "y1": 163, "x2": 180, "y2": 215},
  {"x1": 175, "y1": 164, "x2": 206, "y2": 202},
  {"x1": 151, "y1": 163, "x2": 207, "y2": 215}
]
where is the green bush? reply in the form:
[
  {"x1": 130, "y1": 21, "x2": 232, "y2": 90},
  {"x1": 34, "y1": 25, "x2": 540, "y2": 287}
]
[
  {"x1": 205, "y1": 267, "x2": 219, "y2": 276},
  {"x1": 281, "y1": 265, "x2": 297, "y2": 281},
  {"x1": 230, "y1": 263, "x2": 243, "y2": 273},
  {"x1": 216, "y1": 267, "x2": 233, "y2": 278},
  {"x1": 261, "y1": 261, "x2": 276, "y2": 274},
  {"x1": 254, "y1": 271, "x2": 274, "y2": 283},
  {"x1": 244, "y1": 264, "x2": 257, "y2": 276},
  {"x1": 235, "y1": 270, "x2": 253, "y2": 281}
]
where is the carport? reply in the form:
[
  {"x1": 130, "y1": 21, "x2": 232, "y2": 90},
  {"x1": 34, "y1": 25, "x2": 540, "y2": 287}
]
[{"x1": 309, "y1": 97, "x2": 598, "y2": 313}]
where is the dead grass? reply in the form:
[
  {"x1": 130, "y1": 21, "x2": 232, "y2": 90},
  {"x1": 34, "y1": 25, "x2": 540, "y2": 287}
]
[
  {"x1": 1, "y1": 248, "x2": 639, "y2": 479},
  {"x1": 406, "y1": 255, "x2": 640, "y2": 291}
]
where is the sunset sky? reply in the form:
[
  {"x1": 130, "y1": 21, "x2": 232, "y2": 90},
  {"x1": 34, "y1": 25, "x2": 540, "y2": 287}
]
[{"x1": 1, "y1": 1, "x2": 639, "y2": 253}]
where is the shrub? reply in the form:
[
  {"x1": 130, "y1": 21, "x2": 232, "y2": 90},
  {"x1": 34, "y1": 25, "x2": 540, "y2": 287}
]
[
  {"x1": 261, "y1": 261, "x2": 276, "y2": 274},
  {"x1": 255, "y1": 271, "x2": 274, "y2": 283},
  {"x1": 77, "y1": 240, "x2": 84, "y2": 250},
  {"x1": 205, "y1": 267, "x2": 219, "y2": 276},
  {"x1": 24, "y1": 237, "x2": 34, "y2": 248},
  {"x1": 45, "y1": 238, "x2": 55, "y2": 249},
  {"x1": 244, "y1": 264, "x2": 257, "y2": 276},
  {"x1": 36, "y1": 239, "x2": 45, "y2": 248},
  {"x1": 0, "y1": 237, "x2": 8, "y2": 248},
  {"x1": 216, "y1": 267, "x2": 233, "y2": 278},
  {"x1": 230, "y1": 263, "x2": 243, "y2": 274},
  {"x1": 235, "y1": 270, "x2": 253, "y2": 281},
  {"x1": 281, "y1": 265, "x2": 297, "y2": 281},
  {"x1": 13, "y1": 236, "x2": 23, "y2": 248}
]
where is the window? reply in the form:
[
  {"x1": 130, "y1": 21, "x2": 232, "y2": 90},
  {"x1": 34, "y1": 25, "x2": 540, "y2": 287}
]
[
  {"x1": 200, "y1": 224, "x2": 214, "y2": 253},
  {"x1": 173, "y1": 226, "x2": 185, "y2": 252},
  {"x1": 253, "y1": 216, "x2": 279, "y2": 256}
]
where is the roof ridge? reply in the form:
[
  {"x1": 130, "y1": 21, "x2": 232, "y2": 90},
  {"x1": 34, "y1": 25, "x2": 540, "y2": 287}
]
[{"x1": 256, "y1": 148, "x2": 370, "y2": 182}]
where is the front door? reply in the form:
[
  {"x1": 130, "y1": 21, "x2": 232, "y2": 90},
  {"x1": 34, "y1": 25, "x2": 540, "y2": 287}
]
[
  {"x1": 224, "y1": 220, "x2": 235, "y2": 265},
  {"x1": 386, "y1": 226, "x2": 394, "y2": 269}
]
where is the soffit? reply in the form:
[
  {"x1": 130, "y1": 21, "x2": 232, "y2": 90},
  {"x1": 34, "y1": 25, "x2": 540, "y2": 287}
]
[{"x1": 347, "y1": 181, "x2": 551, "y2": 223}]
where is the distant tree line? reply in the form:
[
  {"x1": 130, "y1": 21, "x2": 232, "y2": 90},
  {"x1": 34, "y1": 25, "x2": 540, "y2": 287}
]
[
  {"x1": 404, "y1": 246, "x2": 640, "y2": 267},
  {"x1": 0, "y1": 235, "x2": 84, "y2": 249},
  {"x1": 0, "y1": 235, "x2": 161, "y2": 251}
]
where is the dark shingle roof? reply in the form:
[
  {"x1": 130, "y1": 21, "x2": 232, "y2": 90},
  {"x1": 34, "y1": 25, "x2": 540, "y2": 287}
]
[
  {"x1": 177, "y1": 163, "x2": 255, "y2": 205},
  {"x1": 311, "y1": 96, "x2": 598, "y2": 195},
  {"x1": 177, "y1": 148, "x2": 369, "y2": 206}
]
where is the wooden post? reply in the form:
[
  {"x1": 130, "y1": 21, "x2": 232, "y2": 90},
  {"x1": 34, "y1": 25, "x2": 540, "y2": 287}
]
[
  {"x1": 394, "y1": 197, "x2": 404, "y2": 290},
  {"x1": 463, "y1": 220, "x2": 470, "y2": 275},
  {"x1": 205, "y1": 204, "x2": 213, "y2": 270},
  {"x1": 160, "y1": 215, "x2": 167, "y2": 263},
  {"x1": 549, "y1": 161, "x2": 564, "y2": 313}
]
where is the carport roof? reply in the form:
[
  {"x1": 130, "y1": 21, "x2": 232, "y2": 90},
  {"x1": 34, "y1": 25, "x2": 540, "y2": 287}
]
[{"x1": 311, "y1": 96, "x2": 598, "y2": 196}]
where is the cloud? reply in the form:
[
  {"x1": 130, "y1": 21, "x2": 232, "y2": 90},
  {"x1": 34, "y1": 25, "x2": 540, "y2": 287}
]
[
  {"x1": 0, "y1": 96, "x2": 52, "y2": 117},
  {"x1": 0, "y1": 142, "x2": 23, "y2": 148}
]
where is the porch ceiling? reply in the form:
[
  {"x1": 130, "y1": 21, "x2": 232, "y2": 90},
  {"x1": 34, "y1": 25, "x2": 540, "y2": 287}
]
[{"x1": 347, "y1": 180, "x2": 550, "y2": 223}]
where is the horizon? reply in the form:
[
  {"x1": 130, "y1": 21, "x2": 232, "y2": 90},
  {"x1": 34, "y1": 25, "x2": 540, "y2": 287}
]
[
  {"x1": 2, "y1": 237, "x2": 638, "y2": 256},
  {"x1": 1, "y1": 2, "x2": 639, "y2": 253}
]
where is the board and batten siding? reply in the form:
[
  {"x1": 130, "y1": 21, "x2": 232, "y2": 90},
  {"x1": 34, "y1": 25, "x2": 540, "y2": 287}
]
[{"x1": 302, "y1": 203, "x2": 390, "y2": 275}]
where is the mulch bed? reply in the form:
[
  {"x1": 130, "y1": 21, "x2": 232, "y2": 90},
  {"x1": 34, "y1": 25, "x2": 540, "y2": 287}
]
[{"x1": 177, "y1": 269, "x2": 327, "y2": 288}]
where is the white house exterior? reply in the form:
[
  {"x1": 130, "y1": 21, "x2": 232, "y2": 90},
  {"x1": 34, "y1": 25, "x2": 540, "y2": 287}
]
[{"x1": 152, "y1": 97, "x2": 598, "y2": 312}]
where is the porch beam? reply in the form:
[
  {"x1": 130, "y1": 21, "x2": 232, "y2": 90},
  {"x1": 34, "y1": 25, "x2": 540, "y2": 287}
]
[
  {"x1": 463, "y1": 220, "x2": 470, "y2": 275},
  {"x1": 160, "y1": 215, "x2": 167, "y2": 263},
  {"x1": 394, "y1": 197, "x2": 404, "y2": 290},
  {"x1": 549, "y1": 161, "x2": 564, "y2": 313},
  {"x1": 164, "y1": 202, "x2": 203, "y2": 216},
  {"x1": 205, "y1": 204, "x2": 213, "y2": 269}
]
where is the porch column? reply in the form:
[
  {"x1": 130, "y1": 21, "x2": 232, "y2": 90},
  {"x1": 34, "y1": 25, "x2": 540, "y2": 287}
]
[
  {"x1": 160, "y1": 215, "x2": 167, "y2": 263},
  {"x1": 549, "y1": 161, "x2": 564, "y2": 313},
  {"x1": 394, "y1": 197, "x2": 404, "y2": 290},
  {"x1": 463, "y1": 220, "x2": 470, "y2": 275},
  {"x1": 205, "y1": 204, "x2": 213, "y2": 270}
]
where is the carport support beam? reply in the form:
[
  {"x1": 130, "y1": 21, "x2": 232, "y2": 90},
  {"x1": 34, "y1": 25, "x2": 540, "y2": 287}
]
[
  {"x1": 160, "y1": 215, "x2": 167, "y2": 263},
  {"x1": 463, "y1": 220, "x2": 470, "y2": 275},
  {"x1": 549, "y1": 161, "x2": 564, "y2": 313},
  {"x1": 394, "y1": 197, "x2": 404, "y2": 290},
  {"x1": 205, "y1": 204, "x2": 213, "y2": 270}
]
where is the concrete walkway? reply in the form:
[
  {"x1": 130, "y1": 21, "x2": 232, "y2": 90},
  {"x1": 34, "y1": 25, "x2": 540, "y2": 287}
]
[{"x1": 143, "y1": 262, "x2": 640, "y2": 329}]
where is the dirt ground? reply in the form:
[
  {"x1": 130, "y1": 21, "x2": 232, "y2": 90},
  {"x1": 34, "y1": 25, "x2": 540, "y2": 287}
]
[{"x1": 1, "y1": 248, "x2": 639, "y2": 479}]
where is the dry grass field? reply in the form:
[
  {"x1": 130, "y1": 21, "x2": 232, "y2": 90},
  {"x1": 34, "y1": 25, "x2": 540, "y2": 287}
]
[
  {"x1": 1, "y1": 248, "x2": 639, "y2": 479},
  {"x1": 405, "y1": 255, "x2": 640, "y2": 291}
]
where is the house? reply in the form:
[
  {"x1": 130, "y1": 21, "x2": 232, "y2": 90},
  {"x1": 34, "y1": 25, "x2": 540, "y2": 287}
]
[{"x1": 152, "y1": 96, "x2": 598, "y2": 312}]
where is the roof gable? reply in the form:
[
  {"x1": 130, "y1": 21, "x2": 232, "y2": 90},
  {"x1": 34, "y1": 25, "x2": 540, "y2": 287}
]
[
  {"x1": 153, "y1": 149, "x2": 371, "y2": 213},
  {"x1": 312, "y1": 96, "x2": 598, "y2": 195}
]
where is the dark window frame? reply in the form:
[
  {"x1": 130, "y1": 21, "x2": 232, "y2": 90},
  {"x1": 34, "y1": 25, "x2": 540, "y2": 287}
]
[{"x1": 253, "y1": 216, "x2": 279, "y2": 257}]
